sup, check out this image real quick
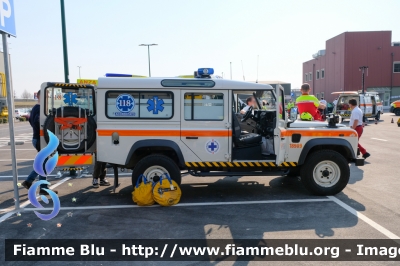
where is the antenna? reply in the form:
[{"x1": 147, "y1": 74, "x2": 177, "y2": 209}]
[
  {"x1": 241, "y1": 60, "x2": 245, "y2": 81},
  {"x1": 230, "y1": 62, "x2": 232, "y2": 80},
  {"x1": 256, "y1": 55, "x2": 259, "y2": 83}
]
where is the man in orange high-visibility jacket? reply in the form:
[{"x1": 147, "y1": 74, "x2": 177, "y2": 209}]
[{"x1": 295, "y1": 83, "x2": 326, "y2": 121}]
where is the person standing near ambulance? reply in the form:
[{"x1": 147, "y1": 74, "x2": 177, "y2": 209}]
[
  {"x1": 22, "y1": 90, "x2": 58, "y2": 195},
  {"x1": 287, "y1": 99, "x2": 294, "y2": 115},
  {"x1": 349, "y1": 99, "x2": 370, "y2": 159}
]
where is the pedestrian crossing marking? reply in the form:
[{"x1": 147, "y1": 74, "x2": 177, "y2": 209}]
[{"x1": 0, "y1": 134, "x2": 32, "y2": 147}]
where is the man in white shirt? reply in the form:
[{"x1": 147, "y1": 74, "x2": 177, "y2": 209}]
[
  {"x1": 333, "y1": 98, "x2": 338, "y2": 106},
  {"x1": 319, "y1": 97, "x2": 328, "y2": 118},
  {"x1": 349, "y1": 99, "x2": 370, "y2": 159}
]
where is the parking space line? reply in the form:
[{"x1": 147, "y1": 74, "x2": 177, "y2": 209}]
[
  {"x1": 0, "y1": 173, "x2": 131, "y2": 179},
  {"x1": 0, "y1": 177, "x2": 72, "y2": 223},
  {"x1": 0, "y1": 149, "x2": 36, "y2": 151},
  {"x1": 0, "y1": 212, "x2": 14, "y2": 223},
  {"x1": 328, "y1": 196, "x2": 400, "y2": 239},
  {"x1": 20, "y1": 198, "x2": 332, "y2": 212},
  {"x1": 371, "y1": 138, "x2": 387, "y2": 142},
  {"x1": 0, "y1": 159, "x2": 34, "y2": 161}
]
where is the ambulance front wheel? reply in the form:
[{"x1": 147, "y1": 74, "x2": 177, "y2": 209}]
[
  {"x1": 131, "y1": 154, "x2": 182, "y2": 187},
  {"x1": 300, "y1": 150, "x2": 349, "y2": 196}
]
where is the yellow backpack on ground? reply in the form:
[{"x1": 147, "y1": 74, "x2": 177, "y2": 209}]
[
  {"x1": 152, "y1": 173, "x2": 181, "y2": 206},
  {"x1": 132, "y1": 174, "x2": 155, "y2": 206}
]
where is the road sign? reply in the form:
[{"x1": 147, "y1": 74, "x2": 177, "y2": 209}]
[{"x1": 0, "y1": 0, "x2": 16, "y2": 36}]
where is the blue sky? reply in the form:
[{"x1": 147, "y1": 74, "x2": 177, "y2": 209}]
[{"x1": 6, "y1": 0, "x2": 400, "y2": 96}]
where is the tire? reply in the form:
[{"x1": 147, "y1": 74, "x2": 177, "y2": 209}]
[
  {"x1": 132, "y1": 154, "x2": 181, "y2": 187},
  {"x1": 43, "y1": 106, "x2": 96, "y2": 153},
  {"x1": 395, "y1": 109, "x2": 400, "y2": 116},
  {"x1": 283, "y1": 167, "x2": 300, "y2": 177},
  {"x1": 300, "y1": 150, "x2": 350, "y2": 196}
]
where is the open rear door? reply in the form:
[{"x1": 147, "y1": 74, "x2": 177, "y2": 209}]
[{"x1": 274, "y1": 85, "x2": 287, "y2": 166}]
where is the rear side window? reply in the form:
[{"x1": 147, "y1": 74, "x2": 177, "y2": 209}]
[
  {"x1": 184, "y1": 93, "x2": 224, "y2": 120},
  {"x1": 106, "y1": 91, "x2": 173, "y2": 119}
]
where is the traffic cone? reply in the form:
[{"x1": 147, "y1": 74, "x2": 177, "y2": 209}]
[{"x1": 391, "y1": 118, "x2": 394, "y2": 123}]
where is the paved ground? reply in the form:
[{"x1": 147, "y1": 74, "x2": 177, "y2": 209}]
[{"x1": 0, "y1": 114, "x2": 399, "y2": 265}]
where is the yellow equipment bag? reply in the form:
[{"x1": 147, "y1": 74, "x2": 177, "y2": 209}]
[
  {"x1": 132, "y1": 174, "x2": 155, "y2": 206},
  {"x1": 152, "y1": 173, "x2": 181, "y2": 206}
]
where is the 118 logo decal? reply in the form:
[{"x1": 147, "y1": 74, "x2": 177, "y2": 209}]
[{"x1": 28, "y1": 130, "x2": 60, "y2": 221}]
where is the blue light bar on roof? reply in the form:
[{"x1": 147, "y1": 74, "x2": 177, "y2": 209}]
[
  {"x1": 198, "y1": 68, "x2": 214, "y2": 76},
  {"x1": 105, "y1": 73, "x2": 134, "y2": 77}
]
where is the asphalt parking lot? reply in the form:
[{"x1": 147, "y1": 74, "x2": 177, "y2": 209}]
[{"x1": 0, "y1": 114, "x2": 400, "y2": 266}]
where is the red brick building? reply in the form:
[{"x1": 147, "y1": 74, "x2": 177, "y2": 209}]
[{"x1": 303, "y1": 31, "x2": 400, "y2": 107}]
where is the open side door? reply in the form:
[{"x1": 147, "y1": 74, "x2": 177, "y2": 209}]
[{"x1": 274, "y1": 85, "x2": 287, "y2": 166}]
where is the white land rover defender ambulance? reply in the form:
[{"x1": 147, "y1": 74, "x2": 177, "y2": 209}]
[
  {"x1": 39, "y1": 68, "x2": 364, "y2": 196},
  {"x1": 333, "y1": 91, "x2": 383, "y2": 123}
]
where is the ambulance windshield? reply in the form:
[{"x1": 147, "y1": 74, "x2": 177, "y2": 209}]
[{"x1": 257, "y1": 91, "x2": 276, "y2": 110}]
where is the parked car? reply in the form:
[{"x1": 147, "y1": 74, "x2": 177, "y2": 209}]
[
  {"x1": 15, "y1": 109, "x2": 29, "y2": 119},
  {"x1": 21, "y1": 111, "x2": 30, "y2": 120}
]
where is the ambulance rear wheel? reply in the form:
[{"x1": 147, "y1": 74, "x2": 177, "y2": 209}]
[
  {"x1": 395, "y1": 109, "x2": 400, "y2": 116},
  {"x1": 132, "y1": 154, "x2": 181, "y2": 187},
  {"x1": 300, "y1": 150, "x2": 349, "y2": 196}
]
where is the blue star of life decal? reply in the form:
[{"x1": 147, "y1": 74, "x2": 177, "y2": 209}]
[
  {"x1": 147, "y1": 96, "x2": 164, "y2": 114},
  {"x1": 63, "y1": 92, "x2": 78, "y2": 106}
]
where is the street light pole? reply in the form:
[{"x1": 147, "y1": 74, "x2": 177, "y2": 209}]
[
  {"x1": 60, "y1": 0, "x2": 69, "y2": 83},
  {"x1": 359, "y1": 66, "x2": 368, "y2": 94},
  {"x1": 77, "y1": 66, "x2": 81, "y2": 79},
  {"x1": 139, "y1": 44, "x2": 158, "y2": 77}
]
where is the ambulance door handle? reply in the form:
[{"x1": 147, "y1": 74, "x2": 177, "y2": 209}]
[{"x1": 186, "y1": 137, "x2": 198, "y2": 139}]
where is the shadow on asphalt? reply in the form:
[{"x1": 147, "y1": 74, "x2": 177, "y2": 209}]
[{"x1": 0, "y1": 174, "x2": 367, "y2": 265}]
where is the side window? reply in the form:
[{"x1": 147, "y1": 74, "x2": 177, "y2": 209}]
[
  {"x1": 184, "y1": 93, "x2": 224, "y2": 120},
  {"x1": 106, "y1": 91, "x2": 173, "y2": 119}
]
